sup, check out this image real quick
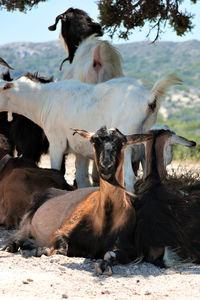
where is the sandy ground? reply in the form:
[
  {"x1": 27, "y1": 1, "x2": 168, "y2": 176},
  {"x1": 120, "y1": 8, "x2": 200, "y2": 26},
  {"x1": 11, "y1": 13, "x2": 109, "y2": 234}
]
[{"x1": 1, "y1": 155, "x2": 200, "y2": 300}]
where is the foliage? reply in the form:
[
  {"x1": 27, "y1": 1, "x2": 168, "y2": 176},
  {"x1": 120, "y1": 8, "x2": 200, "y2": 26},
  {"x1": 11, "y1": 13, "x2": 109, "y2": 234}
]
[
  {"x1": 0, "y1": 0, "x2": 48, "y2": 12},
  {"x1": 1, "y1": 0, "x2": 199, "y2": 41},
  {"x1": 97, "y1": 0, "x2": 198, "y2": 41}
]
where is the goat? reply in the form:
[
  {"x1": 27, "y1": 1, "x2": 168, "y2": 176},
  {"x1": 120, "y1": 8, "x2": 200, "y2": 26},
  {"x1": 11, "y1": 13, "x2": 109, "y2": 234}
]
[
  {"x1": 133, "y1": 129, "x2": 196, "y2": 267},
  {"x1": 2, "y1": 127, "x2": 153, "y2": 275},
  {"x1": 0, "y1": 67, "x2": 181, "y2": 192},
  {"x1": 132, "y1": 125, "x2": 175, "y2": 179},
  {"x1": 0, "y1": 67, "x2": 53, "y2": 165},
  {"x1": 0, "y1": 134, "x2": 72, "y2": 229},
  {"x1": 49, "y1": 8, "x2": 123, "y2": 185},
  {"x1": 63, "y1": 35, "x2": 123, "y2": 83},
  {"x1": 48, "y1": 7, "x2": 103, "y2": 68}
]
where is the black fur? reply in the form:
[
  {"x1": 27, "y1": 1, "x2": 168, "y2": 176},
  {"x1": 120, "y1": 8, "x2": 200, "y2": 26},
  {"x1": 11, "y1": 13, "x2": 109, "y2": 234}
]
[
  {"x1": 48, "y1": 7, "x2": 103, "y2": 66},
  {"x1": 0, "y1": 70, "x2": 68, "y2": 172},
  {"x1": 133, "y1": 131, "x2": 196, "y2": 266}
]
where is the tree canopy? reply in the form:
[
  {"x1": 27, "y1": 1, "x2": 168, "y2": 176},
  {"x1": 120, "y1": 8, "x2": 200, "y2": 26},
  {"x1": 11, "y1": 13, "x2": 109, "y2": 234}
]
[
  {"x1": 0, "y1": 0, "x2": 198, "y2": 41},
  {"x1": 0, "y1": 0, "x2": 47, "y2": 12},
  {"x1": 97, "y1": 0, "x2": 198, "y2": 41}
]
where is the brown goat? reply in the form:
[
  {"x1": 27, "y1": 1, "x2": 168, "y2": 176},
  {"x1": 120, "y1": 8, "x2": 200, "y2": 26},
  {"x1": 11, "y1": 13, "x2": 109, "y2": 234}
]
[
  {"x1": 0, "y1": 134, "x2": 73, "y2": 229},
  {"x1": 3, "y1": 127, "x2": 152, "y2": 274}
]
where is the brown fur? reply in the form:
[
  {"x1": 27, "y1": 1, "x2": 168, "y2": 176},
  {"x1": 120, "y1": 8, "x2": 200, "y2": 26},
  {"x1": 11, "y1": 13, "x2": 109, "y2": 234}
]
[
  {"x1": 4, "y1": 127, "x2": 142, "y2": 263},
  {"x1": 0, "y1": 135, "x2": 72, "y2": 229}
]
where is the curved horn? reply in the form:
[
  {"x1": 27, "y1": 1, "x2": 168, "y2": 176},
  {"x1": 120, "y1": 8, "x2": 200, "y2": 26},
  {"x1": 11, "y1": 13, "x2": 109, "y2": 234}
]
[
  {"x1": 59, "y1": 57, "x2": 69, "y2": 71},
  {"x1": 71, "y1": 128, "x2": 94, "y2": 141},
  {"x1": 126, "y1": 133, "x2": 154, "y2": 146},
  {"x1": 48, "y1": 14, "x2": 64, "y2": 31},
  {"x1": 0, "y1": 58, "x2": 14, "y2": 70}
]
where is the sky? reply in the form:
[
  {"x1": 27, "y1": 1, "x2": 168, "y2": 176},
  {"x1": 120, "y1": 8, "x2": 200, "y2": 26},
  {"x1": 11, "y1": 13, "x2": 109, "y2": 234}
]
[{"x1": 0, "y1": 0, "x2": 199, "y2": 46}]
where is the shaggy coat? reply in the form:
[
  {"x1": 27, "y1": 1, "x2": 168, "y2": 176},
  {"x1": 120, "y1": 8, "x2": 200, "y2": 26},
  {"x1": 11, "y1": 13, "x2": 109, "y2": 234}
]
[{"x1": 134, "y1": 129, "x2": 196, "y2": 266}]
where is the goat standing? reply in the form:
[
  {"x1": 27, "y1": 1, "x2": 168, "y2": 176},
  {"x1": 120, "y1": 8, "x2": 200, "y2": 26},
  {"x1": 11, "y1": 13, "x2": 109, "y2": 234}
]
[
  {"x1": 0, "y1": 68, "x2": 52, "y2": 165},
  {"x1": 48, "y1": 7, "x2": 103, "y2": 68},
  {"x1": 0, "y1": 70, "x2": 181, "y2": 192}
]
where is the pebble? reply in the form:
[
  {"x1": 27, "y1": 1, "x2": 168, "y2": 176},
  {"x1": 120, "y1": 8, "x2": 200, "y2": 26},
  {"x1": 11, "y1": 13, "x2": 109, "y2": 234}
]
[
  {"x1": 144, "y1": 291, "x2": 151, "y2": 295},
  {"x1": 62, "y1": 293, "x2": 68, "y2": 298}
]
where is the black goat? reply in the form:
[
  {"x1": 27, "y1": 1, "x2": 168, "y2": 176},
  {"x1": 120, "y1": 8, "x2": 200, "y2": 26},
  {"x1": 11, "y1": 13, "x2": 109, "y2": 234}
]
[
  {"x1": 133, "y1": 129, "x2": 196, "y2": 267},
  {"x1": 0, "y1": 70, "x2": 54, "y2": 166},
  {"x1": 48, "y1": 7, "x2": 103, "y2": 69}
]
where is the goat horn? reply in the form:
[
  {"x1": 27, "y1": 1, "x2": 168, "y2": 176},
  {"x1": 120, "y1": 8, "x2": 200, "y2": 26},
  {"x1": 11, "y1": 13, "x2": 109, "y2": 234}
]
[
  {"x1": 126, "y1": 133, "x2": 153, "y2": 145},
  {"x1": 0, "y1": 58, "x2": 14, "y2": 70},
  {"x1": 59, "y1": 57, "x2": 69, "y2": 71},
  {"x1": 71, "y1": 128, "x2": 93, "y2": 141},
  {"x1": 48, "y1": 14, "x2": 64, "y2": 31}
]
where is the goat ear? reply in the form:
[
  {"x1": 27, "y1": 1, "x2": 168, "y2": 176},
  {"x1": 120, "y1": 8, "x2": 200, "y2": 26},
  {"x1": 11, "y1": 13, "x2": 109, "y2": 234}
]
[
  {"x1": 93, "y1": 46, "x2": 103, "y2": 70},
  {"x1": 125, "y1": 133, "x2": 153, "y2": 146},
  {"x1": 71, "y1": 128, "x2": 94, "y2": 141},
  {"x1": 48, "y1": 14, "x2": 63, "y2": 31},
  {"x1": 171, "y1": 134, "x2": 196, "y2": 147}
]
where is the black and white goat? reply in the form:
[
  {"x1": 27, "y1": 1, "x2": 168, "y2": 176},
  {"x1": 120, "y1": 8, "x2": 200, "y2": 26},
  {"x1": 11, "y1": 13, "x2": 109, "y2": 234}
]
[{"x1": 48, "y1": 7, "x2": 103, "y2": 69}]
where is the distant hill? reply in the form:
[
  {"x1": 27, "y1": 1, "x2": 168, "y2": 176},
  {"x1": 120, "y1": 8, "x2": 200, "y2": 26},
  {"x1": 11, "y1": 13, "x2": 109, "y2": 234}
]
[
  {"x1": 1, "y1": 39, "x2": 200, "y2": 88},
  {"x1": 0, "y1": 39, "x2": 200, "y2": 160}
]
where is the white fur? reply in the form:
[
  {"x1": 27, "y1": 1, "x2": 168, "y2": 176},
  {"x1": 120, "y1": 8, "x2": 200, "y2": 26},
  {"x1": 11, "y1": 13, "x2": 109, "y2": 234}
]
[
  {"x1": 0, "y1": 75, "x2": 179, "y2": 192},
  {"x1": 63, "y1": 35, "x2": 123, "y2": 83}
]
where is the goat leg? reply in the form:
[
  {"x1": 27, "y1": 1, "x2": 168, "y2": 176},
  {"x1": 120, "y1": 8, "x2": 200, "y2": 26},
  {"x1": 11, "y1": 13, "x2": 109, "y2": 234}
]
[
  {"x1": 94, "y1": 251, "x2": 118, "y2": 276},
  {"x1": 2, "y1": 235, "x2": 24, "y2": 253},
  {"x1": 51, "y1": 234, "x2": 69, "y2": 256}
]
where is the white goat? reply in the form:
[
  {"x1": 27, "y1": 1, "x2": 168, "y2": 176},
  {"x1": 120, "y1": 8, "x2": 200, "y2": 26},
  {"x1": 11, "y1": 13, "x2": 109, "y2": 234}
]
[
  {"x1": 63, "y1": 35, "x2": 124, "y2": 83},
  {"x1": 0, "y1": 74, "x2": 181, "y2": 192},
  {"x1": 62, "y1": 35, "x2": 124, "y2": 184}
]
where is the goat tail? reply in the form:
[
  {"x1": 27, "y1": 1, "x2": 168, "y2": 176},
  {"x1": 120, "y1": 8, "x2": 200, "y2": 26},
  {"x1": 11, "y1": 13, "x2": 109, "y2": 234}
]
[{"x1": 149, "y1": 74, "x2": 182, "y2": 112}]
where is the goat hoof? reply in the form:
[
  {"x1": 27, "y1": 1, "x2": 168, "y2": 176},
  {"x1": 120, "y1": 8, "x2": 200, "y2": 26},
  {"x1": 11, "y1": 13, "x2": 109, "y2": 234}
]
[
  {"x1": 36, "y1": 247, "x2": 51, "y2": 257},
  {"x1": 94, "y1": 261, "x2": 113, "y2": 276},
  {"x1": 1, "y1": 243, "x2": 18, "y2": 253},
  {"x1": 53, "y1": 248, "x2": 68, "y2": 256}
]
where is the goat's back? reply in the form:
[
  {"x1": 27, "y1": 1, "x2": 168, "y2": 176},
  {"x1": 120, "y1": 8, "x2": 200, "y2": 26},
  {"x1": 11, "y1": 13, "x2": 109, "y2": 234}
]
[{"x1": 30, "y1": 187, "x2": 99, "y2": 246}]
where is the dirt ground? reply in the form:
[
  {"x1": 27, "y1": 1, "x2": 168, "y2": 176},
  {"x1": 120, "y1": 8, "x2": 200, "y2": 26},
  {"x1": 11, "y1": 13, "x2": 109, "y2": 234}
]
[{"x1": 1, "y1": 155, "x2": 200, "y2": 300}]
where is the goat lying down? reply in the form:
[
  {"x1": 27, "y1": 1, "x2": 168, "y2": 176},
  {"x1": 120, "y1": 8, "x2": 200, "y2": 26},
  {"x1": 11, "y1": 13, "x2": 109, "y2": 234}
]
[
  {"x1": 0, "y1": 69, "x2": 181, "y2": 192},
  {"x1": 0, "y1": 134, "x2": 72, "y2": 229},
  {"x1": 3, "y1": 127, "x2": 154, "y2": 274},
  {"x1": 99, "y1": 129, "x2": 198, "y2": 270},
  {"x1": 133, "y1": 129, "x2": 197, "y2": 267}
]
